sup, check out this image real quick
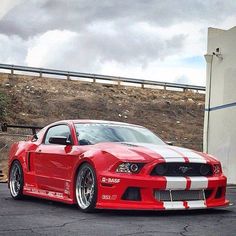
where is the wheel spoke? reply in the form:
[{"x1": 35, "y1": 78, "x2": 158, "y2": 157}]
[
  {"x1": 10, "y1": 163, "x2": 22, "y2": 198},
  {"x1": 76, "y1": 166, "x2": 96, "y2": 210}
]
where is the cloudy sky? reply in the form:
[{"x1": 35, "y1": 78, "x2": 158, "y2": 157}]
[{"x1": 0, "y1": 0, "x2": 236, "y2": 85}]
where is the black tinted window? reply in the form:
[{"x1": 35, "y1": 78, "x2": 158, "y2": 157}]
[{"x1": 44, "y1": 125, "x2": 71, "y2": 144}]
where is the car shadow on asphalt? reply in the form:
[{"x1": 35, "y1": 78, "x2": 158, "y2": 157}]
[
  {"x1": 96, "y1": 208, "x2": 232, "y2": 218},
  {"x1": 5, "y1": 195, "x2": 233, "y2": 217}
]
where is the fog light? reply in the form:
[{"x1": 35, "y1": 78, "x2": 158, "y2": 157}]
[
  {"x1": 200, "y1": 164, "x2": 211, "y2": 176},
  {"x1": 154, "y1": 163, "x2": 168, "y2": 176}
]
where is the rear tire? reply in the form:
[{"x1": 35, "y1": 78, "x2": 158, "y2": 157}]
[
  {"x1": 9, "y1": 160, "x2": 24, "y2": 200},
  {"x1": 75, "y1": 163, "x2": 97, "y2": 213}
]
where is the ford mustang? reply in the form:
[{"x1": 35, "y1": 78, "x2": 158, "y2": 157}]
[{"x1": 8, "y1": 120, "x2": 229, "y2": 212}]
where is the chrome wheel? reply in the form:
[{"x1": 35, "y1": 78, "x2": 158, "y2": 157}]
[
  {"x1": 76, "y1": 164, "x2": 97, "y2": 211},
  {"x1": 9, "y1": 161, "x2": 23, "y2": 199}
]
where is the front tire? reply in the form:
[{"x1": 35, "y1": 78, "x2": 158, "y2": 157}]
[
  {"x1": 75, "y1": 163, "x2": 97, "y2": 213},
  {"x1": 9, "y1": 160, "x2": 24, "y2": 200}
]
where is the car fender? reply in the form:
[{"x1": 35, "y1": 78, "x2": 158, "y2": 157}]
[{"x1": 71, "y1": 149, "x2": 119, "y2": 203}]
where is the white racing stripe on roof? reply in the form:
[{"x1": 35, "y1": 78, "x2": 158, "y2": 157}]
[
  {"x1": 163, "y1": 202, "x2": 185, "y2": 210},
  {"x1": 189, "y1": 177, "x2": 208, "y2": 190},
  {"x1": 165, "y1": 177, "x2": 187, "y2": 189},
  {"x1": 187, "y1": 200, "x2": 206, "y2": 209}
]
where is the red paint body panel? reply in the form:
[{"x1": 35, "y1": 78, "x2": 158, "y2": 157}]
[{"x1": 8, "y1": 120, "x2": 229, "y2": 210}]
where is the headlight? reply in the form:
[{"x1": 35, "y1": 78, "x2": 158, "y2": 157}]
[
  {"x1": 213, "y1": 164, "x2": 222, "y2": 175},
  {"x1": 116, "y1": 163, "x2": 144, "y2": 173}
]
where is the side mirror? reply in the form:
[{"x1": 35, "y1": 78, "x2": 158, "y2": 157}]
[
  {"x1": 49, "y1": 136, "x2": 71, "y2": 145},
  {"x1": 166, "y1": 141, "x2": 173, "y2": 146}
]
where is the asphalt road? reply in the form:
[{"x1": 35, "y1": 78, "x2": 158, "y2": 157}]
[{"x1": 0, "y1": 183, "x2": 236, "y2": 236}]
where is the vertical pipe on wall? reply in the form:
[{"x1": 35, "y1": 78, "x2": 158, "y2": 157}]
[{"x1": 204, "y1": 54, "x2": 213, "y2": 153}]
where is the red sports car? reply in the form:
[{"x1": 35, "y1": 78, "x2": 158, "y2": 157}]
[{"x1": 8, "y1": 120, "x2": 229, "y2": 212}]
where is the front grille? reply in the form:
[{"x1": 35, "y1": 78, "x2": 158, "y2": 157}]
[
  {"x1": 151, "y1": 162, "x2": 213, "y2": 177},
  {"x1": 154, "y1": 189, "x2": 212, "y2": 202}
]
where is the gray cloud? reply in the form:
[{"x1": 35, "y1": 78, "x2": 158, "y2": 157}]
[
  {"x1": 0, "y1": 34, "x2": 27, "y2": 64},
  {"x1": 0, "y1": 0, "x2": 235, "y2": 82},
  {"x1": 0, "y1": 0, "x2": 190, "y2": 71},
  {"x1": 79, "y1": 28, "x2": 186, "y2": 65},
  {"x1": 175, "y1": 75, "x2": 191, "y2": 85},
  {"x1": 1, "y1": 0, "x2": 236, "y2": 38},
  {"x1": 22, "y1": 28, "x2": 185, "y2": 72}
]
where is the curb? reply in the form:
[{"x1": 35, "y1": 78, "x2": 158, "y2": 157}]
[{"x1": 227, "y1": 185, "x2": 236, "y2": 189}]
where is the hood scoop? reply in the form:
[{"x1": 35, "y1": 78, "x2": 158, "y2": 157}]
[{"x1": 120, "y1": 142, "x2": 139, "y2": 147}]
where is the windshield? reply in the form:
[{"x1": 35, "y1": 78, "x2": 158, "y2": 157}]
[{"x1": 75, "y1": 123, "x2": 165, "y2": 145}]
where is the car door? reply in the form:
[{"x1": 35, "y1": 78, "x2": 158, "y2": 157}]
[{"x1": 34, "y1": 124, "x2": 76, "y2": 194}]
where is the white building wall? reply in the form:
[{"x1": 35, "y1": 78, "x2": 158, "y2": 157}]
[{"x1": 204, "y1": 27, "x2": 236, "y2": 184}]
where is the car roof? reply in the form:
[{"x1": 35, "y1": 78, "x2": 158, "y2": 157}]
[{"x1": 48, "y1": 120, "x2": 143, "y2": 128}]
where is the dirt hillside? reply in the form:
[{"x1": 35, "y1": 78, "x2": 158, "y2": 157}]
[
  {"x1": 0, "y1": 72, "x2": 205, "y2": 179},
  {"x1": 0, "y1": 72, "x2": 205, "y2": 148}
]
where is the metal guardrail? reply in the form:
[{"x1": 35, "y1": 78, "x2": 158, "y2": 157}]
[{"x1": 0, "y1": 63, "x2": 205, "y2": 92}]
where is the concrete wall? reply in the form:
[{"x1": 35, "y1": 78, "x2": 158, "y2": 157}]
[{"x1": 204, "y1": 27, "x2": 236, "y2": 184}]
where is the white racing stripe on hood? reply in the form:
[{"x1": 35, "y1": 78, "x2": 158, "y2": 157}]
[
  {"x1": 132, "y1": 143, "x2": 207, "y2": 163},
  {"x1": 134, "y1": 143, "x2": 185, "y2": 162},
  {"x1": 164, "y1": 158, "x2": 185, "y2": 163},
  {"x1": 170, "y1": 146, "x2": 207, "y2": 163}
]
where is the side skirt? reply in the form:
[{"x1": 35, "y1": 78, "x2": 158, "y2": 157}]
[{"x1": 23, "y1": 186, "x2": 74, "y2": 204}]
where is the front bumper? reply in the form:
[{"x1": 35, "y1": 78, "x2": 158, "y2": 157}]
[{"x1": 96, "y1": 173, "x2": 229, "y2": 210}]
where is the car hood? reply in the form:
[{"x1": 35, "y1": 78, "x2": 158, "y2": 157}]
[{"x1": 94, "y1": 142, "x2": 215, "y2": 163}]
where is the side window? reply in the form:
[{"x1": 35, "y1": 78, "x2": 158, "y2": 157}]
[{"x1": 44, "y1": 125, "x2": 72, "y2": 145}]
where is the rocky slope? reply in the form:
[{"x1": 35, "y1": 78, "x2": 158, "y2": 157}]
[
  {"x1": 0, "y1": 72, "x2": 205, "y2": 149},
  {"x1": 0, "y1": 72, "x2": 205, "y2": 180}
]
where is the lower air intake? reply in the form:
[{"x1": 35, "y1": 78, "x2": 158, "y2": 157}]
[
  {"x1": 154, "y1": 190, "x2": 210, "y2": 202},
  {"x1": 122, "y1": 187, "x2": 141, "y2": 201}
]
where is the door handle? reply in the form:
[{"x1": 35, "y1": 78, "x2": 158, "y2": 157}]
[{"x1": 37, "y1": 150, "x2": 42, "y2": 153}]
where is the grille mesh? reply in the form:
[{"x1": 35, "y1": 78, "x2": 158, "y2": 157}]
[
  {"x1": 154, "y1": 190, "x2": 206, "y2": 201},
  {"x1": 151, "y1": 163, "x2": 213, "y2": 177}
]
